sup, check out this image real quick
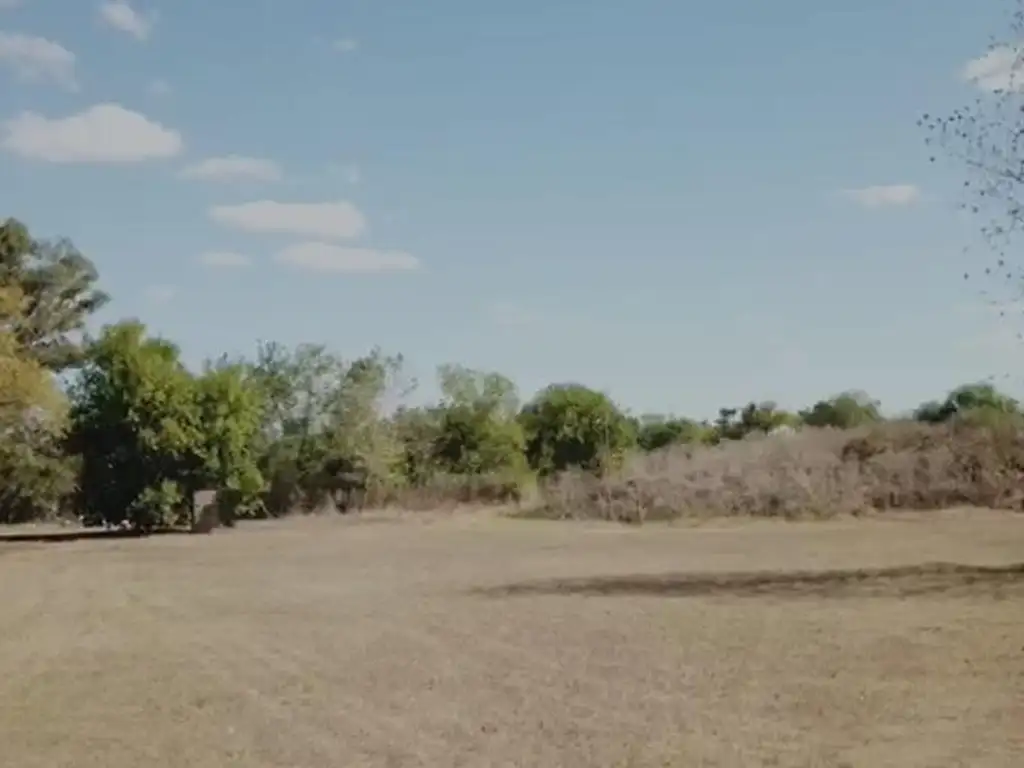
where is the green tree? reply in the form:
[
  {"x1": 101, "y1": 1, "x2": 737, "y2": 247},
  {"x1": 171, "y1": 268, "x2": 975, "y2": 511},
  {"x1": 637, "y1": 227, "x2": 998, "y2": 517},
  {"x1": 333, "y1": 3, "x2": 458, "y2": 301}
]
[
  {"x1": 194, "y1": 360, "x2": 266, "y2": 517},
  {"x1": 68, "y1": 322, "x2": 267, "y2": 530},
  {"x1": 519, "y1": 383, "x2": 634, "y2": 475},
  {"x1": 246, "y1": 342, "x2": 348, "y2": 513},
  {"x1": 432, "y1": 364, "x2": 526, "y2": 476},
  {"x1": 799, "y1": 391, "x2": 882, "y2": 429},
  {"x1": 0, "y1": 218, "x2": 109, "y2": 372},
  {"x1": 635, "y1": 414, "x2": 707, "y2": 451},
  {"x1": 68, "y1": 322, "x2": 203, "y2": 530},
  {"x1": 0, "y1": 284, "x2": 75, "y2": 522},
  {"x1": 914, "y1": 382, "x2": 1020, "y2": 424}
]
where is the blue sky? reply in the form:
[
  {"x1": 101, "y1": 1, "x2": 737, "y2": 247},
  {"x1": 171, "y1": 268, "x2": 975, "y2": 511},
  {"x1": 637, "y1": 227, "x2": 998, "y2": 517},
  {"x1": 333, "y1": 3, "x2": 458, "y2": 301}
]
[{"x1": 1, "y1": 0, "x2": 1021, "y2": 419}]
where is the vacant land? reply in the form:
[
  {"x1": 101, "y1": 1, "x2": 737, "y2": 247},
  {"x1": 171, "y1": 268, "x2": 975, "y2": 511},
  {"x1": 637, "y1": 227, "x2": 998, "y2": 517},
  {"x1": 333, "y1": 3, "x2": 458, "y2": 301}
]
[{"x1": 1, "y1": 510, "x2": 1022, "y2": 768}]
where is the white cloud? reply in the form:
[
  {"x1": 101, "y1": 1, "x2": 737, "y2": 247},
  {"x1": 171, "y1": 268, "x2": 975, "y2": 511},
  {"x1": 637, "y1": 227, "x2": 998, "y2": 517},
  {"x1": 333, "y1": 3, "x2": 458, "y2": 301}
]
[
  {"x1": 143, "y1": 284, "x2": 176, "y2": 304},
  {"x1": 209, "y1": 200, "x2": 366, "y2": 239},
  {"x1": 198, "y1": 250, "x2": 251, "y2": 268},
  {"x1": 842, "y1": 184, "x2": 920, "y2": 208},
  {"x1": 180, "y1": 155, "x2": 283, "y2": 183},
  {"x1": 2, "y1": 103, "x2": 183, "y2": 163},
  {"x1": 275, "y1": 242, "x2": 418, "y2": 273},
  {"x1": 99, "y1": 1, "x2": 155, "y2": 41},
  {"x1": 0, "y1": 32, "x2": 77, "y2": 89},
  {"x1": 0, "y1": 0, "x2": 23, "y2": 8},
  {"x1": 964, "y1": 46, "x2": 1024, "y2": 92},
  {"x1": 334, "y1": 38, "x2": 358, "y2": 53}
]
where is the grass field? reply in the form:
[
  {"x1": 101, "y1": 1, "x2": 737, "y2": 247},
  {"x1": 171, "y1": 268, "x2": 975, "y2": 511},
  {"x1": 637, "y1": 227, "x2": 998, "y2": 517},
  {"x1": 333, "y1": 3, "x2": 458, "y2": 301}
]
[{"x1": 1, "y1": 509, "x2": 1022, "y2": 767}]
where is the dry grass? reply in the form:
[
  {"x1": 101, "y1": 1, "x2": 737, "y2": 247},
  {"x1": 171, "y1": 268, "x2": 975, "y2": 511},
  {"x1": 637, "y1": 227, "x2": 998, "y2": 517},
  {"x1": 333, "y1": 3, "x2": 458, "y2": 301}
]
[
  {"x1": 1, "y1": 509, "x2": 1022, "y2": 767},
  {"x1": 543, "y1": 422, "x2": 1024, "y2": 521}
]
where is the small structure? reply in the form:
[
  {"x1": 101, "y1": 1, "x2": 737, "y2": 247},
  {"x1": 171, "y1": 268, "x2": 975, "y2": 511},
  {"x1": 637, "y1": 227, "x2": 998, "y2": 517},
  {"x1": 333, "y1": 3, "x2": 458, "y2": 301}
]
[{"x1": 191, "y1": 489, "x2": 219, "y2": 533}]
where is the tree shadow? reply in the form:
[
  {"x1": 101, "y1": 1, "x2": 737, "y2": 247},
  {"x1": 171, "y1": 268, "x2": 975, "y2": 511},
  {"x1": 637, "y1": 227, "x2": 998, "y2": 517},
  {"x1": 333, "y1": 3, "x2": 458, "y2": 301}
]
[
  {"x1": 0, "y1": 527, "x2": 194, "y2": 545},
  {"x1": 474, "y1": 562, "x2": 1024, "y2": 600}
]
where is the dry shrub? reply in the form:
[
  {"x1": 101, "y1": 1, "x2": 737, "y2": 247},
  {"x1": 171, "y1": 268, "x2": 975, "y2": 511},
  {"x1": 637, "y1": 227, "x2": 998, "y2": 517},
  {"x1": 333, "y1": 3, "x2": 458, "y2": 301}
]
[
  {"x1": 377, "y1": 471, "x2": 536, "y2": 511},
  {"x1": 541, "y1": 421, "x2": 1024, "y2": 521}
]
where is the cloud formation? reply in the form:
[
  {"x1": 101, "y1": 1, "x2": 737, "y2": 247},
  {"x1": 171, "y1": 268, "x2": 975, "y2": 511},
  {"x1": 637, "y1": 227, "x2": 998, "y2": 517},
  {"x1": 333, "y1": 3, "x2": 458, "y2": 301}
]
[
  {"x1": 2, "y1": 103, "x2": 183, "y2": 163},
  {"x1": 963, "y1": 46, "x2": 1024, "y2": 92},
  {"x1": 334, "y1": 38, "x2": 358, "y2": 53},
  {"x1": 198, "y1": 250, "x2": 252, "y2": 268},
  {"x1": 0, "y1": 32, "x2": 77, "y2": 89},
  {"x1": 275, "y1": 242, "x2": 418, "y2": 273},
  {"x1": 842, "y1": 184, "x2": 920, "y2": 208},
  {"x1": 99, "y1": 1, "x2": 155, "y2": 41},
  {"x1": 181, "y1": 155, "x2": 283, "y2": 183},
  {"x1": 209, "y1": 200, "x2": 366, "y2": 239}
]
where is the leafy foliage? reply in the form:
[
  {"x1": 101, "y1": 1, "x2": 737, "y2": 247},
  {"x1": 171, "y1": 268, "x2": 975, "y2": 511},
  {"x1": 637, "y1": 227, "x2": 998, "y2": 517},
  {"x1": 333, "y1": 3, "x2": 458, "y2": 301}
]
[
  {"x1": 800, "y1": 391, "x2": 882, "y2": 429},
  {"x1": 3, "y1": 210, "x2": 1024, "y2": 529},
  {"x1": 0, "y1": 218, "x2": 109, "y2": 372},
  {"x1": 519, "y1": 384, "x2": 635, "y2": 476}
]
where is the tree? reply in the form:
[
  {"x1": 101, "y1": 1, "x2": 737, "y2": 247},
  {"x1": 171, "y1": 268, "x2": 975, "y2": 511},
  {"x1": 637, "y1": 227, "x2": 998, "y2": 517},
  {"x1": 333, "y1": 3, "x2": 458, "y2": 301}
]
[
  {"x1": 914, "y1": 382, "x2": 1020, "y2": 424},
  {"x1": 635, "y1": 414, "x2": 707, "y2": 452},
  {"x1": 246, "y1": 342, "x2": 349, "y2": 513},
  {"x1": 0, "y1": 219, "x2": 109, "y2": 372},
  {"x1": 68, "y1": 322, "x2": 267, "y2": 530},
  {"x1": 713, "y1": 401, "x2": 799, "y2": 441},
  {"x1": 800, "y1": 391, "x2": 882, "y2": 429},
  {"x1": 432, "y1": 364, "x2": 526, "y2": 476},
  {"x1": 922, "y1": 1, "x2": 1024, "y2": 327},
  {"x1": 0, "y1": 285, "x2": 75, "y2": 522},
  {"x1": 519, "y1": 384, "x2": 634, "y2": 475},
  {"x1": 68, "y1": 322, "x2": 204, "y2": 529},
  {"x1": 193, "y1": 360, "x2": 266, "y2": 518}
]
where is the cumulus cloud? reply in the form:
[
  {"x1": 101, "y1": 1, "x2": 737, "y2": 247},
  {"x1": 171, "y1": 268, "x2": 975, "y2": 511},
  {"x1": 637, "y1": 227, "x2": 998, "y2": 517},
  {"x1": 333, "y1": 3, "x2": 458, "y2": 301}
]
[
  {"x1": 209, "y1": 200, "x2": 366, "y2": 239},
  {"x1": 334, "y1": 38, "x2": 358, "y2": 53},
  {"x1": 842, "y1": 184, "x2": 920, "y2": 208},
  {"x1": 2, "y1": 103, "x2": 183, "y2": 163},
  {"x1": 274, "y1": 242, "x2": 418, "y2": 273},
  {"x1": 180, "y1": 155, "x2": 283, "y2": 183},
  {"x1": 99, "y1": 1, "x2": 155, "y2": 41},
  {"x1": 964, "y1": 46, "x2": 1024, "y2": 92},
  {"x1": 0, "y1": 32, "x2": 77, "y2": 89},
  {"x1": 198, "y1": 250, "x2": 251, "y2": 268}
]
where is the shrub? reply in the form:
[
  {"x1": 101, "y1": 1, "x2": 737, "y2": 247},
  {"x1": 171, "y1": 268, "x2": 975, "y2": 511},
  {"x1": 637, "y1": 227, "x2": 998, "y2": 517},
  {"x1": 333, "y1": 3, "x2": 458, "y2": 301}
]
[
  {"x1": 539, "y1": 421, "x2": 1024, "y2": 521},
  {"x1": 519, "y1": 384, "x2": 635, "y2": 476}
]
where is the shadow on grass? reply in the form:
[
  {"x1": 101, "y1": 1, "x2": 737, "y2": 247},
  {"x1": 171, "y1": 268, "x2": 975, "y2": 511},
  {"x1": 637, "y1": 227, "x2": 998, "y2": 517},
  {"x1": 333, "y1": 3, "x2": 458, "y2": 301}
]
[
  {"x1": 475, "y1": 562, "x2": 1024, "y2": 600},
  {"x1": 0, "y1": 527, "x2": 195, "y2": 545}
]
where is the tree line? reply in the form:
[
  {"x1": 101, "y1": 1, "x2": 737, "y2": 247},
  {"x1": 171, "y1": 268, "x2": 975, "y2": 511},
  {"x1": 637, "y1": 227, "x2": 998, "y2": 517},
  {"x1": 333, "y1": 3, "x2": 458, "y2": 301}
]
[{"x1": 1, "y1": 216, "x2": 1021, "y2": 529}]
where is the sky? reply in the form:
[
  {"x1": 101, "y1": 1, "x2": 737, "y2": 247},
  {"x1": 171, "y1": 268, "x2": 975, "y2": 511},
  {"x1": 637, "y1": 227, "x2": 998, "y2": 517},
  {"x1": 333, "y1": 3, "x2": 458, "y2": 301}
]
[{"x1": 1, "y1": 0, "x2": 1023, "y2": 419}]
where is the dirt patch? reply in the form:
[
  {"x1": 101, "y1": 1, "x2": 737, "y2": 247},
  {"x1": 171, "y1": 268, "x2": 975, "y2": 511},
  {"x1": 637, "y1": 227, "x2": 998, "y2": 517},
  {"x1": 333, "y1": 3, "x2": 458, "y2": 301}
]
[{"x1": 0, "y1": 511, "x2": 1021, "y2": 767}]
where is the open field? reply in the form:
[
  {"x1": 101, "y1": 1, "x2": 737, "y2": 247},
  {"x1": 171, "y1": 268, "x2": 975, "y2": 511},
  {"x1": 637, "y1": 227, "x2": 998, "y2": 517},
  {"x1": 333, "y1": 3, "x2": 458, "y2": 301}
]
[{"x1": 1, "y1": 510, "x2": 1022, "y2": 767}]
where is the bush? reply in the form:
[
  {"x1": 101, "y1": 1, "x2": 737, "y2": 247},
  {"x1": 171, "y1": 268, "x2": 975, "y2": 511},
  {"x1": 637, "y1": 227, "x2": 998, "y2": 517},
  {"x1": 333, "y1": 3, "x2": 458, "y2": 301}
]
[
  {"x1": 539, "y1": 421, "x2": 1024, "y2": 521},
  {"x1": 519, "y1": 384, "x2": 635, "y2": 476}
]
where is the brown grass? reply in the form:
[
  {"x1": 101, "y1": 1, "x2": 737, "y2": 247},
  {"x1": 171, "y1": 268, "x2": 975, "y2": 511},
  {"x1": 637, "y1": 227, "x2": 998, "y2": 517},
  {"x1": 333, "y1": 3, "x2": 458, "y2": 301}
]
[
  {"x1": 542, "y1": 422, "x2": 1024, "y2": 521},
  {"x1": 1, "y1": 508, "x2": 1022, "y2": 767}
]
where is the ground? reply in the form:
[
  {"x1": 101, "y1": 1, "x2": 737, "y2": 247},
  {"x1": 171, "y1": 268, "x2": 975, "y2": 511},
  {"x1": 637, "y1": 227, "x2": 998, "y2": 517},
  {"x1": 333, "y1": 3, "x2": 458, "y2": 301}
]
[{"x1": 1, "y1": 509, "x2": 1022, "y2": 768}]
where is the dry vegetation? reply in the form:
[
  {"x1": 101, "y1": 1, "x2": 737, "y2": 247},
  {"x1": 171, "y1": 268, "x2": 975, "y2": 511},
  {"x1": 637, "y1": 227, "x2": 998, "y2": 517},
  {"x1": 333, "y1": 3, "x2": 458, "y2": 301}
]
[
  {"x1": 1, "y1": 509, "x2": 1022, "y2": 768},
  {"x1": 543, "y1": 421, "x2": 1024, "y2": 522}
]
